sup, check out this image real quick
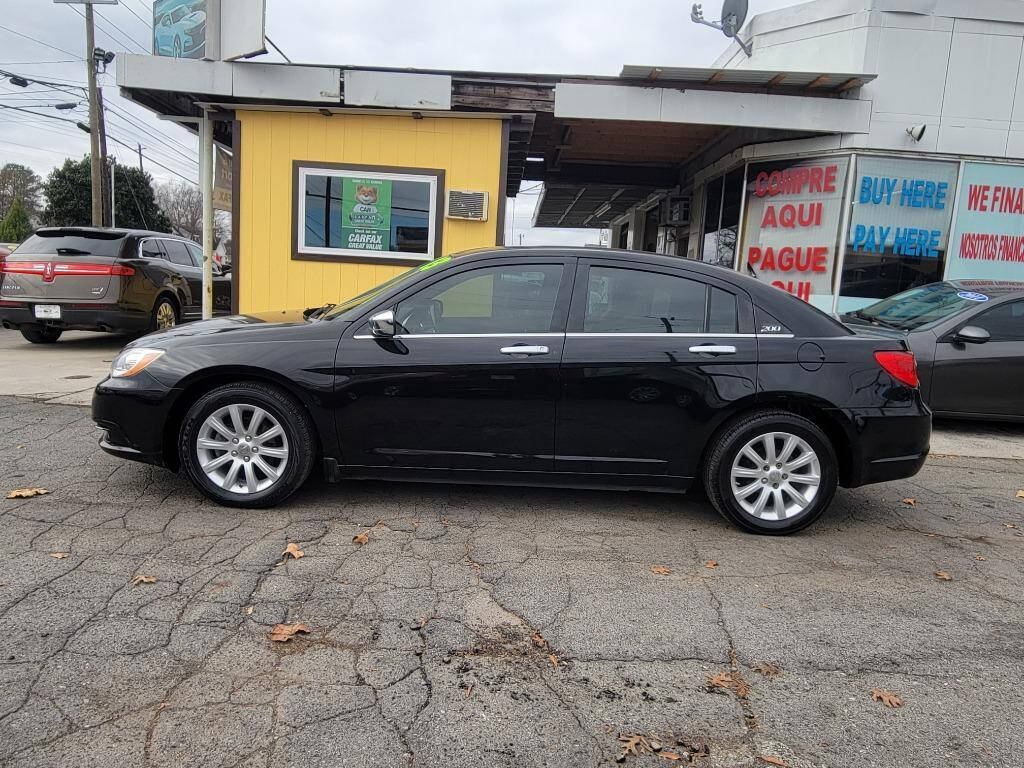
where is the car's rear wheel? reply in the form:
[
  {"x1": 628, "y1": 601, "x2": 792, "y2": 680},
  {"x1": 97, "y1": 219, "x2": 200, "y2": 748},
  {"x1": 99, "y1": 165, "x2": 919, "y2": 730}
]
[
  {"x1": 20, "y1": 326, "x2": 62, "y2": 344},
  {"x1": 178, "y1": 382, "x2": 316, "y2": 508},
  {"x1": 703, "y1": 409, "x2": 838, "y2": 535},
  {"x1": 150, "y1": 297, "x2": 178, "y2": 332}
]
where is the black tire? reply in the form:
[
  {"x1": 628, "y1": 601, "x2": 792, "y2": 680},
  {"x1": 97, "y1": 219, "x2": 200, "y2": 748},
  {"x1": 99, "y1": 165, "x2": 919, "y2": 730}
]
[
  {"x1": 178, "y1": 382, "x2": 316, "y2": 508},
  {"x1": 20, "y1": 326, "x2": 62, "y2": 344},
  {"x1": 702, "y1": 409, "x2": 838, "y2": 535},
  {"x1": 149, "y1": 296, "x2": 179, "y2": 333}
]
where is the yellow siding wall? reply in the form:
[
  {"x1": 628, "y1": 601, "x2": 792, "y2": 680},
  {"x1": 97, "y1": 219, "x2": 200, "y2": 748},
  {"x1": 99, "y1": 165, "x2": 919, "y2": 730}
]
[{"x1": 237, "y1": 111, "x2": 504, "y2": 313}]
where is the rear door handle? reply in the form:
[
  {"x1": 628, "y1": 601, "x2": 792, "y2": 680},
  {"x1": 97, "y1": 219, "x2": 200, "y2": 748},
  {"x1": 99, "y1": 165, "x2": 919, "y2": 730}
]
[
  {"x1": 688, "y1": 344, "x2": 737, "y2": 356},
  {"x1": 500, "y1": 345, "x2": 549, "y2": 356}
]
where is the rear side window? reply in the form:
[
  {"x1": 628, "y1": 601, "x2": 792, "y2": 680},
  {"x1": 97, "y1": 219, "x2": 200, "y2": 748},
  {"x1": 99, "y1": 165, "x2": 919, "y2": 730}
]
[
  {"x1": 973, "y1": 300, "x2": 1024, "y2": 341},
  {"x1": 14, "y1": 231, "x2": 126, "y2": 257},
  {"x1": 584, "y1": 266, "x2": 725, "y2": 334},
  {"x1": 185, "y1": 242, "x2": 204, "y2": 268},
  {"x1": 162, "y1": 240, "x2": 194, "y2": 267},
  {"x1": 140, "y1": 239, "x2": 165, "y2": 260}
]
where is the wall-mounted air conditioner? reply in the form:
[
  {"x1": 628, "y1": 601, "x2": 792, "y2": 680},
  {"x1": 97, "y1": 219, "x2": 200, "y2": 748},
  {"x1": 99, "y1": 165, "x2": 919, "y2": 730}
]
[{"x1": 446, "y1": 190, "x2": 489, "y2": 221}]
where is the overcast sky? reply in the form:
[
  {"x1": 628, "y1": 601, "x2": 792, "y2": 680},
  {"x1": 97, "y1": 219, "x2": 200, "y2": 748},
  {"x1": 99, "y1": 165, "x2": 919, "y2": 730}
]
[{"x1": 1, "y1": 0, "x2": 801, "y2": 244}]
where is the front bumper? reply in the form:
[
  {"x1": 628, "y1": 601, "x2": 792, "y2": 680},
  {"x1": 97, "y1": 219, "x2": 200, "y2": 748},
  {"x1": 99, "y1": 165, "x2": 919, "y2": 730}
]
[
  {"x1": 92, "y1": 373, "x2": 177, "y2": 467},
  {"x1": 0, "y1": 303, "x2": 149, "y2": 334},
  {"x1": 837, "y1": 406, "x2": 931, "y2": 487}
]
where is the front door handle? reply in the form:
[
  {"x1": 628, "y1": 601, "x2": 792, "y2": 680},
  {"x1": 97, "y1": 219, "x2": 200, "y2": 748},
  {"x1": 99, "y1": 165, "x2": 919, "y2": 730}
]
[
  {"x1": 500, "y1": 345, "x2": 549, "y2": 356},
  {"x1": 688, "y1": 344, "x2": 737, "y2": 356}
]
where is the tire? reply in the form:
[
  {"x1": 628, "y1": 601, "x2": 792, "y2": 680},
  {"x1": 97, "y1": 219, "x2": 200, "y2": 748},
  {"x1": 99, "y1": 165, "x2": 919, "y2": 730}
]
[
  {"x1": 150, "y1": 296, "x2": 179, "y2": 333},
  {"x1": 178, "y1": 382, "x2": 316, "y2": 508},
  {"x1": 20, "y1": 326, "x2": 62, "y2": 344},
  {"x1": 702, "y1": 409, "x2": 838, "y2": 535}
]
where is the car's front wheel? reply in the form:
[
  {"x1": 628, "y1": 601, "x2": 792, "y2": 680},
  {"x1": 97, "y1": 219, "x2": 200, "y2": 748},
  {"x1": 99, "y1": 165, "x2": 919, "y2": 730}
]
[
  {"x1": 178, "y1": 382, "x2": 316, "y2": 507},
  {"x1": 703, "y1": 409, "x2": 838, "y2": 535},
  {"x1": 20, "y1": 326, "x2": 62, "y2": 344}
]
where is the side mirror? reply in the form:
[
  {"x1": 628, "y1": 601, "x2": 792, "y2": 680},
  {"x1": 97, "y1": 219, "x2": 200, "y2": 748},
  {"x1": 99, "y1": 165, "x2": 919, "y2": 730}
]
[
  {"x1": 369, "y1": 309, "x2": 396, "y2": 338},
  {"x1": 955, "y1": 325, "x2": 990, "y2": 344}
]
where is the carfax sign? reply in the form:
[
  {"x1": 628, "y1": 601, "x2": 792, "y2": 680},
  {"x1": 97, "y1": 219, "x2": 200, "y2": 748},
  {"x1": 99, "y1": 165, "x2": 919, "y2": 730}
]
[
  {"x1": 947, "y1": 161, "x2": 1024, "y2": 281},
  {"x1": 341, "y1": 177, "x2": 393, "y2": 252}
]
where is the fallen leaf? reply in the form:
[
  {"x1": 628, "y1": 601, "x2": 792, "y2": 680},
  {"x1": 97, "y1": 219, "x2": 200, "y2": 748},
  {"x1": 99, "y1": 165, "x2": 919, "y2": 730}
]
[
  {"x1": 548, "y1": 653, "x2": 559, "y2": 670},
  {"x1": 352, "y1": 531, "x2": 370, "y2": 546},
  {"x1": 975, "y1": 555, "x2": 987, "y2": 561},
  {"x1": 707, "y1": 671, "x2": 733, "y2": 690},
  {"x1": 660, "y1": 751, "x2": 681, "y2": 762},
  {"x1": 901, "y1": 497, "x2": 916, "y2": 506},
  {"x1": 705, "y1": 560, "x2": 719, "y2": 569},
  {"x1": 269, "y1": 622, "x2": 311, "y2": 642},
  {"x1": 131, "y1": 574, "x2": 156, "y2": 587},
  {"x1": 7, "y1": 487, "x2": 49, "y2": 499},
  {"x1": 760, "y1": 757, "x2": 788, "y2": 767},
  {"x1": 465, "y1": 684, "x2": 473, "y2": 699},
  {"x1": 755, "y1": 662, "x2": 781, "y2": 678},
  {"x1": 245, "y1": 605, "x2": 254, "y2": 615},
  {"x1": 48, "y1": 552, "x2": 68, "y2": 559},
  {"x1": 871, "y1": 688, "x2": 903, "y2": 708},
  {"x1": 618, "y1": 733, "x2": 651, "y2": 757},
  {"x1": 935, "y1": 570, "x2": 953, "y2": 581},
  {"x1": 1007, "y1": 523, "x2": 1020, "y2": 530},
  {"x1": 650, "y1": 564, "x2": 672, "y2": 575},
  {"x1": 282, "y1": 542, "x2": 304, "y2": 560},
  {"x1": 1016, "y1": 490, "x2": 1024, "y2": 499},
  {"x1": 531, "y1": 632, "x2": 548, "y2": 649}
]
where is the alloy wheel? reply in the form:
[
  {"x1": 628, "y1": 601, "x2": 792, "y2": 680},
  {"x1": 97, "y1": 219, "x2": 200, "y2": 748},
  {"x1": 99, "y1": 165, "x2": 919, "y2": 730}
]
[
  {"x1": 729, "y1": 431, "x2": 821, "y2": 521},
  {"x1": 156, "y1": 302, "x2": 177, "y2": 330},
  {"x1": 196, "y1": 404, "x2": 290, "y2": 494}
]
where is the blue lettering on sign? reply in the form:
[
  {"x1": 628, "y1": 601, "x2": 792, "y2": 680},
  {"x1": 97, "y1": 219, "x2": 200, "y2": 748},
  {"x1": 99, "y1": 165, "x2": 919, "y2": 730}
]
[
  {"x1": 858, "y1": 175, "x2": 947, "y2": 210},
  {"x1": 957, "y1": 291, "x2": 989, "y2": 302}
]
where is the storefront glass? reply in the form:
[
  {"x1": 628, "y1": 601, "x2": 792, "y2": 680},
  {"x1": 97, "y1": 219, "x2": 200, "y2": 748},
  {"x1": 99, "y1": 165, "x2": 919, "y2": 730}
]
[
  {"x1": 701, "y1": 168, "x2": 744, "y2": 267},
  {"x1": 946, "y1": 161, "x2": 1024, "y2": 281},
  {"x1": 838, "y1": 156, "x2": 958, "y2": 312},
  {"x1": 738, "y1": 156, "x2": 850, "y2": 311}
]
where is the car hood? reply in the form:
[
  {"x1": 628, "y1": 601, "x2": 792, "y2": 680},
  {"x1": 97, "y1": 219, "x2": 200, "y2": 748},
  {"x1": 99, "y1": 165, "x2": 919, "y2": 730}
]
[{"x1": 130, "y1": 309, "x2": 335, "y2": 347}]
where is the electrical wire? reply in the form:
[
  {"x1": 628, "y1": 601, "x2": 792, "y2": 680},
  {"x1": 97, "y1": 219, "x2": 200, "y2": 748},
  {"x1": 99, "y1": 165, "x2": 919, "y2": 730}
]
[
  {"x1": 117, "y1": 1, "x2": 153, "y2": 30},
  {"x1": 95, "y1": 7, "x2": 151, "y2": 52},
  {"x1": 112, "y1": 145, "x2": 150, "y2": 229},
  {"x1": 66, "y1": 5, "x2": 147, "y2": 55},
  {"x1": 0, "y1": 24, "x2": 82, "y2": 59}
]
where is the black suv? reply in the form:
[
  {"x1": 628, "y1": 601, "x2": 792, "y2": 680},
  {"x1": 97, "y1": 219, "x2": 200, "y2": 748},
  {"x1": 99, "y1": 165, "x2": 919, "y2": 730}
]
[{"x1": 0, "y1": 227, "x2": 231, "y2": 343}]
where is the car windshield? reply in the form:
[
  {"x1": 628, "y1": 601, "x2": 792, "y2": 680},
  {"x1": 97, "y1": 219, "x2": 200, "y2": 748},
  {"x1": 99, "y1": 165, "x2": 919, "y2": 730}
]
[
  {"x1": 848, "y1": 282, "x2": 986, "y2": 331},
  {"x1": 12, "y1": 231, "x2": 126, "y2": 257},
  {"x1": 319, "y1": 256, "x2": 453, "y2": 320}
]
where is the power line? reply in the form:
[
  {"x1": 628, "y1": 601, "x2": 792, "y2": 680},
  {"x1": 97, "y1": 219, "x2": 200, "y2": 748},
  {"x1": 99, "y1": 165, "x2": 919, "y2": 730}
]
[
  {"x1": 95, "y1": 7, "x2": 150, "y2": 52},
  {"x1": 0, "y1": 139, "x2": 82, "y2": 159},
  {"x1": 67, "y1": 5, "x2": 147, "y2": 54},
  {"x1": 0, "y1": 60, "x2": 82, "y2": 65},
  {"x1": 117, "y1": 1, "x2": 152, "y2": 30},
  {"x1": 0, "y1": 24, "x2": 81, "y2": 59}
]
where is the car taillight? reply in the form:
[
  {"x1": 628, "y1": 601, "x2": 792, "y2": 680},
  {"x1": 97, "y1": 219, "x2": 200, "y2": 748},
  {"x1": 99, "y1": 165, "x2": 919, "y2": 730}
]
[
  {"x1": 0, "y1": 262, "x2": 134, "y2": 277},
  {"x1": 874, "y1": 350, "x2": 919, "y2": 388}
]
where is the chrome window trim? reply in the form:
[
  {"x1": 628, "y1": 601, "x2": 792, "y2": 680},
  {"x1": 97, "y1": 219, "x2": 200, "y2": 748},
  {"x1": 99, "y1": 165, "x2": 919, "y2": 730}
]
[{"x1": 354, "y1": 332, "x2": 795, "y2": 340}]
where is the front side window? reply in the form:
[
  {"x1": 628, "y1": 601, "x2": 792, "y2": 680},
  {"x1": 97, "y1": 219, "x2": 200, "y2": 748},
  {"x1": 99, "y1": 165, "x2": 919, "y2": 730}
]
[
  {"x1": 584, "y1": 266, "x2": 731, "y2": 334},
  {"x1": 394, "y1": 265, "x2": 563, "y2": 335},
  {"x1": 162, "y1": 240, "x2": 194, "y2": 267},
  {"x1": 296, "y1": 163, "x2": 442, "y2": 262},
  {"x1": 185, "y1": 242, "x2": 204, "y2": 268},
  {"x1": 973, "y1": 300, "x2": 1024, "y2": 341}
]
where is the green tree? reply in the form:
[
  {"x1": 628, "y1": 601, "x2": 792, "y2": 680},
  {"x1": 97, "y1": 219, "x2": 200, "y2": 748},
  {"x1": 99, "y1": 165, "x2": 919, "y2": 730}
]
[
  {"x1": 43, "y1": 157, "x2": 171, "y2": 232},
  {"x1": 0, "y1": 197, "x2": 33, "y2": 242},
  {"x1": 0, "y1": 163, "x2": 43, "y2": 223}
]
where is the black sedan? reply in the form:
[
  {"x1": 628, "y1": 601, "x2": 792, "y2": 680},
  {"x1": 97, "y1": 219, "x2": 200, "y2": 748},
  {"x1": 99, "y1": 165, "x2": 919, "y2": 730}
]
[
  {"x1": 841, "y1": 280, "x2": 1024, "y2": 422},
  {"x1": 0, "y1": 227, "x2": 230, "y2": 343},
  {"x1": 93, "y1": 247, "x2": 931, "y2": 535}
]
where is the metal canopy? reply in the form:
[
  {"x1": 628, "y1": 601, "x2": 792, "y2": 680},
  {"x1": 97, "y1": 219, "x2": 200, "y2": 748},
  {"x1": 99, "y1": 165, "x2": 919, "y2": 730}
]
[{"x1": 619, "y1": 65, "x2": 876, "y2": 92}]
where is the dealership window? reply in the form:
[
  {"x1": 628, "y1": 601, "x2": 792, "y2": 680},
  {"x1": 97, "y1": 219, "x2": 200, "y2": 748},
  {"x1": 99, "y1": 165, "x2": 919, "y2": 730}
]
[
  {"x1": 295, "y1": 163, "x2": 443, "y2": 262},
  {"x1": 838, "y1": 156, "x2": 959, "y2": 313},
  {"x1": 701, "y1": 167, "x2": 744, "y2": 268},
  {"x1": 583, "y1": 266, "x2": 735, "y2": 333},
  {"x1": 739, "y1": 156, "x2": 850, "y2": 311}
]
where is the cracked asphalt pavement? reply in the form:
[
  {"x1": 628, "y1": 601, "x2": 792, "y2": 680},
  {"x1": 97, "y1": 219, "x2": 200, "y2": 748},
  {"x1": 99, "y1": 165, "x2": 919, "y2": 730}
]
[{"x1": 2, "y1": 393, "x2": 1023, "y2": 767}]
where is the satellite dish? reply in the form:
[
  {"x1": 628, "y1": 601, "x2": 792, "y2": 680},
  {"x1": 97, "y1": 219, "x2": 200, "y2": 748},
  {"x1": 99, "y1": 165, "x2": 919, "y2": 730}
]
[{"x1": 720, "y1": 0, "x2": 748, "y2": 38}]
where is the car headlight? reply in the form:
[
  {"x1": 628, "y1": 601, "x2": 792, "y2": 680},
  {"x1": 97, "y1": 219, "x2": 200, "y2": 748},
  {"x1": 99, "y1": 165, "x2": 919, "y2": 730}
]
[{"x1": 111, "y1": 348, "x2": 165, "y2": 378}]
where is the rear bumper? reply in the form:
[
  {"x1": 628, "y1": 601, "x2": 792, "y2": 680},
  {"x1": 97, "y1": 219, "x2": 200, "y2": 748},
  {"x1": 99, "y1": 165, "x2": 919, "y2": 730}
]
[
  {"x1": 836, "y1": 406, "x2": 931, "y2": 488},
  {"x1": 0, "y1": 303, "x2": 149, "y2": 334}
]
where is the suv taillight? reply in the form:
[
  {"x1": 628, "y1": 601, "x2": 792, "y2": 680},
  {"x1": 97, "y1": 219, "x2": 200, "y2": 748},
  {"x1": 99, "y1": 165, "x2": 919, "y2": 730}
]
[
  {"x1": 874, "y1": 350, "x2": 919, "y2": 388},
  {"x1": 0, "y1": 262, "x2": 134, "y2": 277}
]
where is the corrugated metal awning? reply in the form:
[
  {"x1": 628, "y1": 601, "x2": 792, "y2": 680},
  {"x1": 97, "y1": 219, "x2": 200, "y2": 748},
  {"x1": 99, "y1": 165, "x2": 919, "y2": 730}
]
[{"x1": 619, "y1": 65, "x2": 876, "y2": 91}]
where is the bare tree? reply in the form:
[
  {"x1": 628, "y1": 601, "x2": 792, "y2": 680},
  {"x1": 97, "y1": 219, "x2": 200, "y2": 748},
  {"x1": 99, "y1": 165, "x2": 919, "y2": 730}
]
[{"x1": 154, "y1": 180, "x2": 202, "y2": 242}]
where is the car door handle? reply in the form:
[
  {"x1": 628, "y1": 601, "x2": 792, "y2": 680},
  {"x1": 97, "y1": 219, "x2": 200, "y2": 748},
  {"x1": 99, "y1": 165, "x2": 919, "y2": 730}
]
[
  {"x1": 499, "y1": 345, "x2": 549, "y2": 356},
  {"x1": 688, "y1": 344, "x2": 737, "y2": 356}
]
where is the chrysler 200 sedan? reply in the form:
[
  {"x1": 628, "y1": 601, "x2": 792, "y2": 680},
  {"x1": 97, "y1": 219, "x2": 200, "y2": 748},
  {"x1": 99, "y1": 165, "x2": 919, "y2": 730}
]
[{"x1": 92, "y1": 248, "x2": 931, "y2": 535}]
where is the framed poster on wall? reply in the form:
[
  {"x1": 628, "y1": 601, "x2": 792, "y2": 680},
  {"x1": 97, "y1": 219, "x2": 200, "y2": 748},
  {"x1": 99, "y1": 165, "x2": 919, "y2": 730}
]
[{"x1": 294, "y1": 162, "x2": 445, "y2": 263}]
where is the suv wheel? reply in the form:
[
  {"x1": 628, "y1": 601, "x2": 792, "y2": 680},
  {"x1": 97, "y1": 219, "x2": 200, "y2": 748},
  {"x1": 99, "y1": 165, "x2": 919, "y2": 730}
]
[
  {"x1": 703, "y1": 409, "x2": 838, "y2": 535},
  {"x1": 178, "y1": 382, "x2": 316, "y2": 508},
  {"x1": 151, "y1": 297, "x2": 178, "y2": 332},
  {"x1": 20, "y1": 326, "x2": 62, "y2": 344}
]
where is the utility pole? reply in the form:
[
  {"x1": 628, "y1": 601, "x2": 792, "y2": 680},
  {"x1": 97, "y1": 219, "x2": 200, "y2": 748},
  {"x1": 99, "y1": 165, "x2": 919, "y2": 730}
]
[
  {"x1": 200, "y1": 112, "x2": 214, "y2": 320},
  {"x1": 110, "y1": 157, "x2": 116, "y2": 229},
  {"x1": 137, "y1": 142, "x2": 144, "y2": 172},
  {"x1": 85, "y1": 3, "x2": 103, "y2": 226}
]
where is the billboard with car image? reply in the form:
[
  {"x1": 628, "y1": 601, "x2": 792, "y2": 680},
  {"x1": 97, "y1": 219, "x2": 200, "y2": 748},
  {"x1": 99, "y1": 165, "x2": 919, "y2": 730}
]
[{"x1": 153, "y1": 0, "x2": 207, "y2": 59}]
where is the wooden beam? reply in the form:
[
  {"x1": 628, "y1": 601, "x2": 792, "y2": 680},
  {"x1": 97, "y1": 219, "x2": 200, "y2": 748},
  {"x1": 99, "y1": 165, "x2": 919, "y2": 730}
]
[
  {"x1": 766, "y1": 73, "x2": 786, "y2": 87},
  {"x1": 706, "y1": 71, "x2": 725, "y2": 84},
  {"x1": 807, "y1": 74, "x2": 830, "y2": 88},
  {"x1": 834, "y1": 77, "x2": 864, "y2": 92}
]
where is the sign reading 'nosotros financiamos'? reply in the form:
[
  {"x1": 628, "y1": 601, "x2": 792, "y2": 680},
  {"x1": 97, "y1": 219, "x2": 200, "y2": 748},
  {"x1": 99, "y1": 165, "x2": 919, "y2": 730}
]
[{"x1": 948, "y1": 162, "x2": 1024, "y2": 281}]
